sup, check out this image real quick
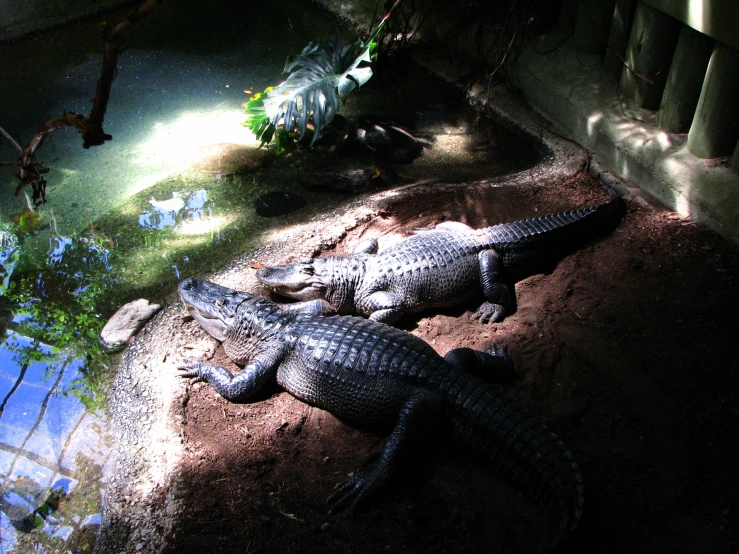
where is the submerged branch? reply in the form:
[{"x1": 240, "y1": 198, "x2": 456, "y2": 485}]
[
  {"x1": 0, "y1": 0, "x2": 165, "y2": 201},
  {"x1": 86, "y1": 0, "x2": 166, "y2": 148}
]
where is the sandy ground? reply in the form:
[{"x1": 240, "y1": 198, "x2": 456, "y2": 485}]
[{"x1": 100, "y1": 161, "x2": 738, "y2": 553}]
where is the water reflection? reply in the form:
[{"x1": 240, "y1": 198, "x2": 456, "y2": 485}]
[
  {"x1": 0, "y1": 332, "x2": 113, "y2": 553},
  {"x1": 138, "y1": 189, "x2": 211, "y2": 230},
  {"x1": 0, "y1": 230, "x2": 19, "y2": 292},
  {"x1": 0, "y1": 222, "x2": 117, "y2": 551}
]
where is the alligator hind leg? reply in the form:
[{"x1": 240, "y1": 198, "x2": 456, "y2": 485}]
[
  {"x1": 352, "y1": 238, "x2": 379, "y2": 255},
  {"x1": 444, "y1": 343, "x2": 516, "y2": 383},
  {"x1": 472, "y1": 249, "x2": 514, "y2": 323},
  {"x1": 329, "y1": 389, "x2": 442, "y2": 514}
]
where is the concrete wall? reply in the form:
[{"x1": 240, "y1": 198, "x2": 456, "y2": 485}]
[
  {"x1": 0, "y1": 0, "x2": 133, "y2": 41},
  {"x1": 643, "y1": 0, "x2": 739, "y2": 52},
  {"x1": 319, "y1": 0, "x2": 739, "y2": 243}
]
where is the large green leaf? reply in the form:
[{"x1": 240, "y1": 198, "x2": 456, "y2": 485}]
[{"x1": 257, "y1": 29, "x2": 375, "y2": 146}]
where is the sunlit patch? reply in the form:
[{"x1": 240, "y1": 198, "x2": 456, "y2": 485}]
[
  {"x1": 128, "y1": 171, "x2": 174, "y2": 198},
  {"x1": 656, "y1": 132, "x2": 672, "y2": 150},
  {"x1": 586, "y1": 111, "x2": 603, "y2": 137},
  {"x1": 432, "y1": 134, "x2": 476, "y2": 160},
  {"x1": 175, "y1": 214, "x2": 232, "y2": 236},
  {"x1": 135, "y1": 108, "x2": 259, "y2": 169},
  {"x1": 689, "y1": 0, "x2": 704, "y2": 30}
]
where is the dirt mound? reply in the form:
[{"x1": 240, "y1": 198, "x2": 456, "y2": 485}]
[{"x1": 166, "y1": 173, "x2": 738, "y2": 553}]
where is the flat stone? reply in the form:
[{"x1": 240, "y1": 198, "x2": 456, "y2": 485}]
[{"x1": 99, "y1": 299, "x2": 161, "y2": 353}]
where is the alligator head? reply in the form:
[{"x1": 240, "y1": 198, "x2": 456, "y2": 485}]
[
  {"x1": 256, "y1": 259, "x2": 330, "y2": 301},
  {"x1": 256, "y1": 256, "x2": 365, "y2": 315},
  {"x1": 178, "y1": 277, "x2": 251, "y2": 341}
]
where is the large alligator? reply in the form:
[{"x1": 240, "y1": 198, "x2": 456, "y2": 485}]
[
  {"x1": 257, "y1": 180, "x2": 623, "y2": 324},
  {"x1": 177, "y1": 277, "x2": 584, "y2": 551}
]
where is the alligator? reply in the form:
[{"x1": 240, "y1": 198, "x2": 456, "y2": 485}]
[
  {"x1": 177, "y1": 277, "x2": 584, "y2": 551},
  {"x1": 256, "y1": 180, "x2": 623, "y2": 324}
]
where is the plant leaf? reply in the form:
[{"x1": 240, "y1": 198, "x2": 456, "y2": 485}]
[{"x1": 262, "y1": 28, "x2": 374, "y2": 145}]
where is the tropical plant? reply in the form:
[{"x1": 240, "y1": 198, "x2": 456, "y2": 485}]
[
  {"x1": 245, "y1": 28, "x2": 376, "y2": 149},
  {"x1": 244, "y1": 0, "x2": 405, "y2": 149}
]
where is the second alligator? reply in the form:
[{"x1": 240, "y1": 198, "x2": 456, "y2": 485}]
[{"x1": 257, "y1": 181, "x2": 623, "y2": 324}]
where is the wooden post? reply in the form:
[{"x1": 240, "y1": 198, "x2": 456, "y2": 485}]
[
  {"x1": 657, "y1": 24, "x2": 713, "y2": 133},
  {"x1": 688, "y1": 42, "x2": 739, "y2": 158},
  {"x1": 574, "y1": 0, "x2": 617, "y2": 58},
  {"x1": 559, "y1": 0, "x2": 580, "y2": 35},
  {"x1": 604, "y1": 0, "x2": 637, "y2": 75},
  {"x1": 619, "y1": 1, "x2": 680, "y2": 109}
]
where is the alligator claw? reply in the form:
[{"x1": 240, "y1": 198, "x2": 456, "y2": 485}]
[
  {"x1": 328, "y1": 470, "x2": 380, "y2": 515},
  {"x1": 176, "y1": 357, "x2": 206, "y2": 382},
  {"x1": 470, "y1": 302, "x2": 506, "y2": 323},
  {"x1": 485, "y1": 342, "x2": 510, "y2": 360}
]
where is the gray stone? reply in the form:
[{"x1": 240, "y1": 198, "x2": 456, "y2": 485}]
[{"x1": 99, "y1": 299, "x2": 161, "y2": 353}]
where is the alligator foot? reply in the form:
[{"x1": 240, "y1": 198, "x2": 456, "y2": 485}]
[
  {"x1": 470, "y1": 301, "x2": 506, "y2": 324},
  {"x1": 328, "y1": 467, "x2": 387, "y2": 515},
  {"x1": 176, "y1": 357, "x2": 208, "y2": 383},
  {"x1": 444, "y1": 343, "x2": 516, "y2": 383}
]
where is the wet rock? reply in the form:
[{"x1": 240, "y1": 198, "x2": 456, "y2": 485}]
[
  {"x1": 299, "y1": 165, "x2": 396, "y2": 194},
  {"x1": 99, "y1": 299, "x2": 161, "y2": 353},
  {"x1": 338, "y1": 119, "x2": 423, "y2": 164},
  {"x1": 188, "y1": 143, "x2": 275, "y2": 175},
  {"x1": 253, "y1": 191, "x2": 306, "y2": 217}
]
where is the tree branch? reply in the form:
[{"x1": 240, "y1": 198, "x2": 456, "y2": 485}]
[{"x1": 0, "y1": 0, "x2": 165, "y2": 201}]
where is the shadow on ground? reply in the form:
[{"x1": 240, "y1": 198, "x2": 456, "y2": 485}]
[{"x1": 96, "y1": 173, "x2": 739, "y2": 553}]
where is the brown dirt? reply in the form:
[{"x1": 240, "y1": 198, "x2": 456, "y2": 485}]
[{"x1": 167, "y1": 173, "x2": 739, "y2": 553}]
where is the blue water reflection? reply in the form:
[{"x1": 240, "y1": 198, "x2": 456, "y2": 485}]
[
  {"x1": 0, "y1": 332, "x2": 113, "y2": 552},
  {"x1": 138, "y1": 189, "x2": 211, "y2": 230}
]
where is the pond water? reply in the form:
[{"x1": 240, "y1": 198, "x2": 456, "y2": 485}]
[{"x1": 0, "y1": 0, "x2": 541, "y2": 551}]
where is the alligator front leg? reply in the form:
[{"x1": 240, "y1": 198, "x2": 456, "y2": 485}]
[
  {"x1": 471, "y1": 249, "x2": 514, "y2": 323},
  {"x1": 178, "y1": 350, "x2": 282, "y2": 401},
  {"x1": 363, "y1": 291, "x2": 406, "y2": 324},
  {"x1": 278, "y1": 299, "x2": 336, "y2": 316},
  {"x1": 329, "y1": 389, "x2": 443, "y2": 513}
]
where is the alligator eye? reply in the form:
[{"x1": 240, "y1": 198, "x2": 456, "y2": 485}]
[{"x1": 301, "y1": 266, "x2": 314, "y2": 276}]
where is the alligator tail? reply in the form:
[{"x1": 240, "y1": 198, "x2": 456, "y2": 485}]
[
  {"x1": 446, "y1": 378, "x2": 584, "y2": 551},
  {"x1": 482, "y1": 179, "x2": 624, "y2": 248}
]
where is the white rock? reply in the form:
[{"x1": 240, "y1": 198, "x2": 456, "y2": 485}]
[{"x1": 99, "y1": 299, "x2": 161, "y2": 353}]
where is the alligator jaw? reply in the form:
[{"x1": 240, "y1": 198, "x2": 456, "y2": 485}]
[
  {"x1": 178, "y1": 278, "x2": 247, "y2": 341},
  {"x1": 256, "y1": 263, "x2": 327, "y2": 301}
]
